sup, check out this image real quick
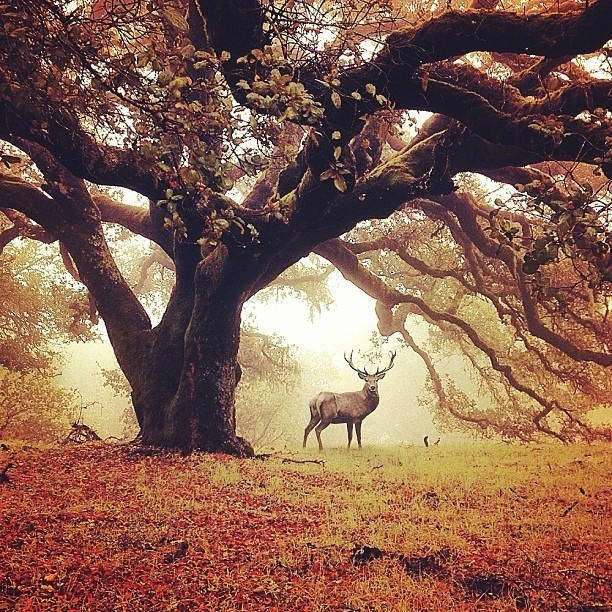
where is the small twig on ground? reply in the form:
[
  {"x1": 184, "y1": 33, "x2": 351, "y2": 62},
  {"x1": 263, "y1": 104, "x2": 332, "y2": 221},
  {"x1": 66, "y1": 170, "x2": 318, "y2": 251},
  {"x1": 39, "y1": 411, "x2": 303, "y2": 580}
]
[
  {"x1": 62, "y1": 423, "x2": 102, "y2": 444},
  {"x1": 515, "y1": 551, "x2": 606, "y2": 606},
  {"x1": 281, "y1": 458, "x2": 325, "y2": 466},
  {"x1": 371, "y1": 464, "x2": 383, "y2": 471},
  {"x1": 561, "y1": 500, "x2": 579, "y2": 517},
  {"x1": 254, "y1": 451, "x2": 284, "y2": 461},
  {"x1": 558, "y1": 568, "x2": 609, "y2": 582}
]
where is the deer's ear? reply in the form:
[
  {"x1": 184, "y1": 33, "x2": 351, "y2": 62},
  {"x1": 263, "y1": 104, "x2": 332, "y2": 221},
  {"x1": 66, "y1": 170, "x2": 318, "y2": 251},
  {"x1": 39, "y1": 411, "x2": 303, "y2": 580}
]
[
  {"x1": 376, "y1": 373, "x2": 386, "y2": 380},
  {"x1": 358, "y1": 372, "x2": 368, "y2": 380}
]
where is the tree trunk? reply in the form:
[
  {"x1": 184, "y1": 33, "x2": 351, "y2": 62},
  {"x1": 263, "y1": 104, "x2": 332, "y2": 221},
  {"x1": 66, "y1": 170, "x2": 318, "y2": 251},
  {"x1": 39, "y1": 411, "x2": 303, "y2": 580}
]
[
  {"x1": 131, "y1": 245, "x2": 255, "y2": 457},
  {"x1": 161, "y1": 299, "x2": 252, "y2": 456}
]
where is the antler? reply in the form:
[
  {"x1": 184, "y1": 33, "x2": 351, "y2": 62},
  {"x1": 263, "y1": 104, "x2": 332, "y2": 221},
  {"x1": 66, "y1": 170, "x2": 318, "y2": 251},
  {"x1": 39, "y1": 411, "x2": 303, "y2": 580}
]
[
  {"x1": 344, "y1": 350, "x2": 369, "y2": 375},
  {"x1": 374, "y1": 351, "x2": 396, "y2": 375}
]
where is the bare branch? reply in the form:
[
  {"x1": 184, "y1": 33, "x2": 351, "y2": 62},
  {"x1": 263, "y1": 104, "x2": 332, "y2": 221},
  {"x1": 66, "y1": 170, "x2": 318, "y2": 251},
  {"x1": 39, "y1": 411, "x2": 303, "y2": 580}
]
[
  {"x1": 95, "y1": 195, "x2": 173, "y2": 256},
  {"x1": 317, "y1": 237, "x2": 603, "y2": 441}
]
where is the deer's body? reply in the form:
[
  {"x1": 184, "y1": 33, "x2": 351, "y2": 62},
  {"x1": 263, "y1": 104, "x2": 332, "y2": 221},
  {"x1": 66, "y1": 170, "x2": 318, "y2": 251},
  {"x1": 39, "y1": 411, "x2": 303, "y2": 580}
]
[
  {"x1": 310, "y1": 386, "x2": 379, "y2": 423},
  {"x1": 303, "y1": 351, "x2": 395, "y2": 451}
]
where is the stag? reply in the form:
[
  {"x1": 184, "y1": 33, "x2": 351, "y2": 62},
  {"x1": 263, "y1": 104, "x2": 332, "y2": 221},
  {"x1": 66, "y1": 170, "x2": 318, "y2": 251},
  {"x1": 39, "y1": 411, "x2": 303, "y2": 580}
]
[{"x1": 303, "y1": 351, "x2": 396, "y2": 451}]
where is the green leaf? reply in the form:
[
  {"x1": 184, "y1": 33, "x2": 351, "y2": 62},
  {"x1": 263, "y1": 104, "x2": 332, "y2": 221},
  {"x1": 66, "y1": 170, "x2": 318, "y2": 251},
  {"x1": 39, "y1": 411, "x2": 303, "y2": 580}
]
[
  {"x1": 219, "y1": 175, "x2": 234, "y2": 191},
  {"x1": 157, "y1": 70, "x2": 173, "y2": 87},
  {"x1": 334, "y1": 176, "x2": 347, "y2": 192},
  {"x1": 0, "y1": 154, "x2": 21, "y2": 167},
  {"x1": 163, "y1": 7, "x2": 189, "y2": 32}
]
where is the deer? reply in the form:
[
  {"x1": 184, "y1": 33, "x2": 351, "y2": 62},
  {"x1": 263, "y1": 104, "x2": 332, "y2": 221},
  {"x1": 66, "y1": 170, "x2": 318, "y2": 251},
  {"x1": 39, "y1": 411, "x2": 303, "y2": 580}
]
[{"x1": 303, "y1": 350, "x2": 396, "y2": 451}]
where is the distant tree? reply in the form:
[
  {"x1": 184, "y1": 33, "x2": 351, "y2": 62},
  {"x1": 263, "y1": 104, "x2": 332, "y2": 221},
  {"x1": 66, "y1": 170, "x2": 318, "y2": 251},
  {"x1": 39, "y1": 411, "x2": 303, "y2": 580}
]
[
  {"x1": 341, "y1": 209, "x2": 611, "y2": 442},
  {"x1": 0, "y1": 234, "x2": 87, "y2": 442},
  {"x1": 0, "y1": 236, "x2": 96, "y2": 371},
  {"x1": 0, "y1": 0, "x2": 610, "y2": 454},
  {"x1": 0, "y1": 368, "x2": 79, "y2": 442}
]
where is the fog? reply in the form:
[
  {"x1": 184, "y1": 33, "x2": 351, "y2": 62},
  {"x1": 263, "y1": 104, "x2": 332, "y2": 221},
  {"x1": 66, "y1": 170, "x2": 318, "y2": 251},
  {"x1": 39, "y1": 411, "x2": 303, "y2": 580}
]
[{"x1": 60, "y1": 267, "x2": 452, "y2": 446}]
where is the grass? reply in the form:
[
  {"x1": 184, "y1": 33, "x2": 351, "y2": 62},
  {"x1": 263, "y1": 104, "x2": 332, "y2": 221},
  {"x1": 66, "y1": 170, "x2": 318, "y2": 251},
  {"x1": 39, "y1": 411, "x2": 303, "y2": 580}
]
[{"x1": 0, "y1": 441, "x2": 610, "y2": 610}]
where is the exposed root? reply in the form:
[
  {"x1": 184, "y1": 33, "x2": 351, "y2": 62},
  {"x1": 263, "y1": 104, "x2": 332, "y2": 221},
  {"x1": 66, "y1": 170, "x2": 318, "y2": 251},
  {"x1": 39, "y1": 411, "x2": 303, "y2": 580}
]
[
  {"x1": 127, "y1": 434, "x2": 255, "y2": 458},
  {"x1": 215, "y1": 435, "x2": 255, "y2": 458}
]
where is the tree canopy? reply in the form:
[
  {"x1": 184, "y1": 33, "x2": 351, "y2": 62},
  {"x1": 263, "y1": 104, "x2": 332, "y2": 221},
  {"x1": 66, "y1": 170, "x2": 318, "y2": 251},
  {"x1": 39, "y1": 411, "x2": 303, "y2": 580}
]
[{"x1": 0, "y1": 0, "x2": 610, "y2": 454}]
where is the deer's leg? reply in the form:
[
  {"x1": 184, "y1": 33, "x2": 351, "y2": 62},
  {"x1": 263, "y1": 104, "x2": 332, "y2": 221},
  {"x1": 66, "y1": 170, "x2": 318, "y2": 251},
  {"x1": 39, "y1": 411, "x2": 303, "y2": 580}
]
[
  {"x1": 346, "y1": 422, "x2": 353, "y2": 449},
  {"x1": 355, "y1": 421, "x2": 362, "y2": 449},
  {"x1": 303, "y1": 416, "x2": 320, "y2": 448},
  {"x1": 315, "y1": 421, "x2": 330, "y2": 452}
]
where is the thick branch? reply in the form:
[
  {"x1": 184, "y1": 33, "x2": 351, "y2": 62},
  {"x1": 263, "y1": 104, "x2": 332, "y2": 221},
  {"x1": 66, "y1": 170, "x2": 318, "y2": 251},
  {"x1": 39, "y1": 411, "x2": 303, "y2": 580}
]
[
  {"x1": 0, "y1": 173, "x2": 151, "y2": 361},
  {"x1": 0, "y1": 224, "x2": 19, "y2": 253},
  {"x1": 206, "y1": 1, "x2": 611, "y2": 165},
  {"x1": 134, "y1": 246, "x2": 175, "y2": 295},
  {"x1": 338, "y1": 2, "x2": 612, "y2": 110},
  {"x1": 413, "y1": 77, "x2": 608, "y2": 167},
  {"x1": 197, "y1": 0, "x2": 265, "y2": 65},
  {"x1": 0, "y1": 107, "x2": 157, "y2": 198}
]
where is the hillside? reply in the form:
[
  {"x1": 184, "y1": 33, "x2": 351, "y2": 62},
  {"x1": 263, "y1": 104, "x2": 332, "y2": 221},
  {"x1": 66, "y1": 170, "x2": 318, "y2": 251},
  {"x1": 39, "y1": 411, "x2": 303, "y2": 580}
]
[{"x1": 0, "y1": 443, "x2": 610, "y2": 610}]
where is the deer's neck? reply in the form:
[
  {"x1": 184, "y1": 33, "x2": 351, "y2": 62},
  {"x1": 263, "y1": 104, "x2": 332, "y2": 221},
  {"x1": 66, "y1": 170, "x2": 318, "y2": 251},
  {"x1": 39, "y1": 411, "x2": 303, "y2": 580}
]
[{"x1": 362, "y1": 385, "x2": 379, "y2": 411}]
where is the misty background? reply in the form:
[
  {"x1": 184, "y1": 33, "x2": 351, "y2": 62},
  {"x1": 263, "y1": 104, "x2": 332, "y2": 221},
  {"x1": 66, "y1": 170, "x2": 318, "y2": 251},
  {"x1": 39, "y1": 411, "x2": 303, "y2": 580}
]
[{"x1": 59, "y1": 263, "x2": 458, "y2": 447}]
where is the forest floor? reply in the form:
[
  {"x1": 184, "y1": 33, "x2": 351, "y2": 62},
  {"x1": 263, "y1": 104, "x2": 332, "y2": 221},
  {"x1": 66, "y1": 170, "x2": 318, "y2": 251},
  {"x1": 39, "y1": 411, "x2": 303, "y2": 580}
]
[{"x1": 0, "y1": 441, "x2": 610, "y2": 611}]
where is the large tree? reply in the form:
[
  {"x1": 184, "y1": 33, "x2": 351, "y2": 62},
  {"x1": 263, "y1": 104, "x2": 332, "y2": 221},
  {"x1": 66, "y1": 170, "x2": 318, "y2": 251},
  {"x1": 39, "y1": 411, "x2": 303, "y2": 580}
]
[{"x1": 0, "y1": 0, "x2": 610, "y2": 455}]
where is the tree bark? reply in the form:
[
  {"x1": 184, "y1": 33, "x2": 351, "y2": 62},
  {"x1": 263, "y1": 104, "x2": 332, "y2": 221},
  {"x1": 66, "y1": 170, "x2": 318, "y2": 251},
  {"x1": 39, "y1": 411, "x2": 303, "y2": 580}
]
[{"x1": 132, "y1": 245, "x2": 254, "y2": 456}]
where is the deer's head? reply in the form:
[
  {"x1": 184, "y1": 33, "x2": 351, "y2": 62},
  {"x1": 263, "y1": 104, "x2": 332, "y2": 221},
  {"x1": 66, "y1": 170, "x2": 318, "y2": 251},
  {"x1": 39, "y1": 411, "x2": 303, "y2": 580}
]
[{"x1": 344, "y1": 350, "x2": 396, "y2": 395}]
